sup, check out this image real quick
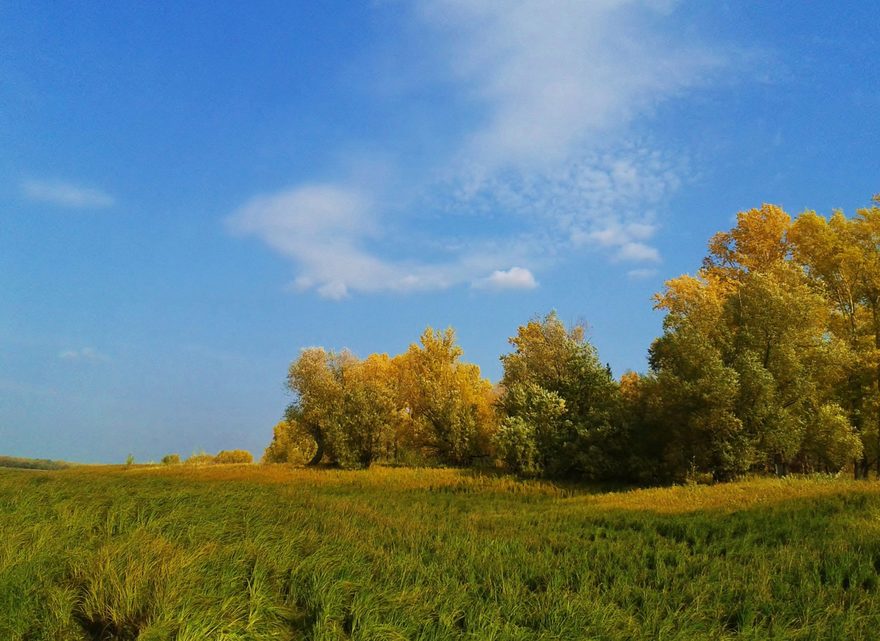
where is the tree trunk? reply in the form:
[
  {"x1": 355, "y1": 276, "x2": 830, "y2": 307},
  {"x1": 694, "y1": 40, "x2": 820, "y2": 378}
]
[
  {"x1": 877, "y1": 435, "x2": 880, "y2": 478},
  {"x1": 307, "y1": 438, "x2": 324, "y2": 466}
]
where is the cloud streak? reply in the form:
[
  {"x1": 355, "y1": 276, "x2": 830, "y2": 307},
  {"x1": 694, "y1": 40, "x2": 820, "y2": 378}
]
[
  {"x1": 421, "y1": 0, "x2": 722, "y2": 171},
  {"x1": 230, "y1": 1, "x2": 730, "y2": 298},
  {"x1": 229, "y1": 184, "x2": 428, "y2": 299},
  {"x1": 22, "y1": 180, "x2": 115, "y2": 209},
  {"x1": 58, "y1": 347, "x2": 109, "y2": 363}
]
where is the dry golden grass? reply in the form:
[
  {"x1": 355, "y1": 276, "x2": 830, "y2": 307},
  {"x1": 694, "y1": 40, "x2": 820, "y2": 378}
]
[
  {"x1": 588, "y1": 475, "x2": 880, "y2": 514},
  {"x1": 73, "y1": 463, "x2": 880, "y2": 510}
]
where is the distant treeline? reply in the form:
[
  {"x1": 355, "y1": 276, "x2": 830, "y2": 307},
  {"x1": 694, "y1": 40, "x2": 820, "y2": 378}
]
[
  {"x1": 159, "y1": 450, "x2": 254, "y2": 466},
  {"x1": 0, "y1": 456, "x2": 70, "y2": 471},
  {"x1": 265, "y1": 196, "x2": 880, "y2": 483}
]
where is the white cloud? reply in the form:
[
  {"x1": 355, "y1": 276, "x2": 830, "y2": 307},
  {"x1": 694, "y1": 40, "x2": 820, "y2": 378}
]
[
  {"x1": 473, "y1": 266, "x2": 537, "y2": 291},
  {"x1": 58, "y1": 347, "x2": 109, "y2": 363},
  {"x1": 227, "y1": 185, "x2": 393, "y2": 298},
  {"x1": 415, "y1": 0, "x2": 718, "y2": 265},
  {"x1": 616, "y1": 242, "x2": 661, "y2": 263},
  {"x1": 227, "y1": 184, "x2": 534, "y2": 298},
  {"x1": 22, "y1": 180, "x2": 115, "y2": 209},
  {"x1": 317, "y1": 281, "x2": 349, "y2": 301}
]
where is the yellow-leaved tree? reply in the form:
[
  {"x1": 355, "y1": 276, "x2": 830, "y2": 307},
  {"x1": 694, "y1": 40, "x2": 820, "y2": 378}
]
[
  {"x1": 789, "y1": 195, "x2": 880, "y2": 476},
  {"x1": 393, "y1": 328, "x2": 497, "y2": 465},
  {"x1": 283, "y1": 347, "x2": 396, "y2": 468},
  {"x1": 262, "y1": 419, "x2": 318, "y2": 465}
]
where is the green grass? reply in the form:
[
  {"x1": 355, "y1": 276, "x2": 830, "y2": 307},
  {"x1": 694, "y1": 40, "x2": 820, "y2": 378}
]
[{"x1": 1, "y1": 466, "x2": 880, "y2": 640}]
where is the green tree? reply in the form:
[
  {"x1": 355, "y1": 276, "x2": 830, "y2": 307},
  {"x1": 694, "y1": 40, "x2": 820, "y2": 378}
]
[
  {"x1": 650, "y1": 205, "x2": 856, "y2": 480},
  {"x1": 798, "y1": 403, "x2": 864, "y2": 473},
  {"x1": 286, "y1": 348, "x2": 395, "y2": 468},
  {"x1": 648, "y1": 285, "x2": 746, "y2": 480},
  {"x1": 495, "y1": 383, "x2": 566, "y2": 477},
  {"x1": 498, "y1": 312, "x2": 623, "y2": 480}
]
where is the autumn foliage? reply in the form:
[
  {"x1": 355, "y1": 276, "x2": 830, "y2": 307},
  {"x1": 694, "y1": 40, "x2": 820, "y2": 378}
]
[
  {"x1": 265, "y1": 195, "x2": 880, "y2": 483},
  {"x1": 214, "y1": 450, "x2": 254, "y2": 464},
  {"x1": 267, "y1": 328, "x2": 498, "y2": 469}
]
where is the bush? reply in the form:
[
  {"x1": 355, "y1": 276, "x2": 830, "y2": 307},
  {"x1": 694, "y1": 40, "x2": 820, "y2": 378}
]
[
  {"x1": 214, "y1": 450, "x2": 254, "y2": 465},
  {"x1": 262, "y1": 420, "x2": 318, "y2": 465},
  {"x1": 495, "y1": 416, "x2": 541, "y2": 477},
  {"x1": 185, "y1": 452, "x2": 215, "y2": 466},
  {"x1": 0, "y1": 456, "x2": 68, "y2": 471},
  {"x1": 799, "y1": 404, "x2": 863, "y2": 473},
  {"x1": 161, "y1": 453, "x2": 181, "y2": 465}
]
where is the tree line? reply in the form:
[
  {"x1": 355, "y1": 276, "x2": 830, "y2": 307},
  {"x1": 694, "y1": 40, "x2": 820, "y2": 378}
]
[{"x1": 265, "y1": 196, "x2": 880, "y2": 483}]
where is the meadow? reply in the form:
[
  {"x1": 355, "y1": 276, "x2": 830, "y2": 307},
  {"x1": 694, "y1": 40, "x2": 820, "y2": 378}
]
[{"x1": 1, "y1": 465, "x2": 880, "y2": 641}]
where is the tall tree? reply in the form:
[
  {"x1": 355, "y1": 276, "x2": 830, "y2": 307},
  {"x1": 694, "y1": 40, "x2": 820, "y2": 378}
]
[
  {"x1": 286, "y1": 348, "x2": 395, "y2": 468},
  {"x1": 789, "y1": 196, "x2": 880, "y2": 476},
  {"x1": 649, "y1": 272, "x2": 746, "y2": 479},
  {"x1": 497, "y1": 312, "x2": 623, "y2": 480},
  {"x1": 394, "y1": 328, "x2": 497, "y2": 465},
  {"x1": 650, "y1": 205, "x2": 859, "y2": 480}
]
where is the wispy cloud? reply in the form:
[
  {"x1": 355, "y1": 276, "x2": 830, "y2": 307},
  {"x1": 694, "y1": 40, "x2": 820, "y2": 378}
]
[
  {"x1": 627, "y1": 267, "x2": 659, "y2": 280},
  {"x1": 22, "y1": 179, "x2": 115, "y2": 209},
  {"x1": 448, "y1": 146, "x2": 683, "y2": 263},
  {"x1": 229, "y1": 184, "x2": 420, "y2": 299},
  {"x1": 58, "y1": 347, "x2": 109, "y2": 363},
  {"x1": 420, "y1": 0, "x2": 723, "y2": 171},
  {"x1": 230, "y1": 1, "x2": 730, "y2": 298}
]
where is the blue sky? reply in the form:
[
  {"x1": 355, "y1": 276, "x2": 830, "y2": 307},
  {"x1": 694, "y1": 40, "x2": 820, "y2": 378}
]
[{"x1": 2, "y1": 1, "x2": 878, "y2": 462}]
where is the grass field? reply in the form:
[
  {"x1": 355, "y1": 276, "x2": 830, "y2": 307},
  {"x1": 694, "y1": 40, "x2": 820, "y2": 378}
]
[{"x1": 1, "y1": 466, "x2": 880, "y2": 640}]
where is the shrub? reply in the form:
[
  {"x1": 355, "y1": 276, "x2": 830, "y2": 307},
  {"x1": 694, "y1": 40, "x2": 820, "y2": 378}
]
[
  {"x1": 214, "y1": 450, "x2": 254, "y2": 465},
  {"x1": 161, "y1": 453, "x2": 181, "y2": 465},
  {"x1": 185, "y1": 452, "x2": 215, "y2": 466},
  {"x1": 495, "y1": 416, "x2": 541, "y2": 477},
  {"x1": 0, "y1": 456, "x2": 68, "y2": 470},
  {"x1": 262, "y1": 420, "x2": 318, "y2": 465},
  {"x1": 799, "y1": 404, "x2": 863, "y2": 473}
]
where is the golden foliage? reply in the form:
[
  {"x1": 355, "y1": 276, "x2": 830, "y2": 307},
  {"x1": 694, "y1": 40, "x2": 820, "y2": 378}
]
[{"x1": 213, "y1": 449, "x2": 254, "y2": 464}]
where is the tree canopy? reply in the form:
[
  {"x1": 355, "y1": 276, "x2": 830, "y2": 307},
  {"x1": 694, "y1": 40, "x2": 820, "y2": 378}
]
[{"x1": 264, "y1": 194, "x2": 880, "y2": 483}]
